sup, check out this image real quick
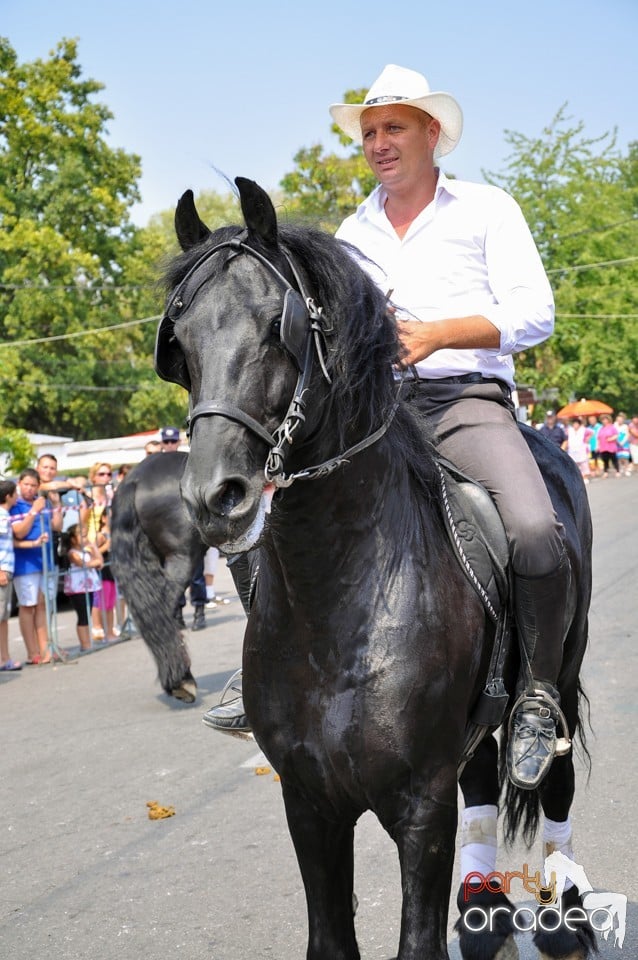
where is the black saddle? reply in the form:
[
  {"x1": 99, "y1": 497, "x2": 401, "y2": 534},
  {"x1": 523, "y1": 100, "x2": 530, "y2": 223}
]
[
  {"x1": 436, "y1": 458, "x2": 509, "y2": 621},
  {"x1": 435, "y1": 460, "x2": 517, "y2": 761}
]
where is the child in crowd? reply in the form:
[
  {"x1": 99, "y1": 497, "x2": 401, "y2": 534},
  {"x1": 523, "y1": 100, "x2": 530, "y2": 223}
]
[
  {"x1": 564, "y1": 417, "x2": 593, "y2": 484},
  {"x1": 0, "y1": 480, "x2": 22, "y2": 671},
  {"x1": 94, "y1": 512, "x2": 118, "y2": 641},
  {"x1": 59, "y1": 524, "x2": 102, "y2": 651}
]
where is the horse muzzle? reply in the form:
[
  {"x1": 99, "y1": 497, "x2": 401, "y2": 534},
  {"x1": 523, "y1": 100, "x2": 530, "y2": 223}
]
[{"x1": 181, "y1": 469, "x2": 272, "y2": 551}]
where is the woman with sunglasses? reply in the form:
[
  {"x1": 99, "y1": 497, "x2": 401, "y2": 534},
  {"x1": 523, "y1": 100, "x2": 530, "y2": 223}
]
[{"x1": 80, "y1": 462, "x2": 113, "y2": 640}]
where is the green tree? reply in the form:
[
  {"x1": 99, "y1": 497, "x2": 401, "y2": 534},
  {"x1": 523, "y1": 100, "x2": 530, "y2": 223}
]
[
  {"x1": 0, "y1": 37, "x2": 144, "y2": 438},
  {"x1": 0, "y1": 427, "x2": 35, "y2": 474},
  {"x1": 280, "y1": 88, "x2": 377, "y2": 231},
  {"x1": 484, "y1": 108, "x2": 638, "y2": 413}
]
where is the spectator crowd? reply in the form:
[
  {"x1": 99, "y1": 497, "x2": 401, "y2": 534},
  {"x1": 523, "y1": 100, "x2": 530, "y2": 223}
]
[
  {"x1": 0, "y1": 427, "x2": 231, "y2": 671},
  {"x1": 2, "y1": 410, "x2": 635, "y2": 672},
  {"x1": 536, "y1": 409, "x2": 638, "y2": 482}
]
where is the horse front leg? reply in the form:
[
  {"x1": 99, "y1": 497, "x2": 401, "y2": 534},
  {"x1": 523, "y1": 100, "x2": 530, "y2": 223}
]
[
  {"x1": 457, "y1": 735, "x2": 518, "y2": 960},
  {"x1": 281, "y1": 781, "x2": 360, "y2": 960},
  {"x1": 388, "y1": 778, "x2": 458, "y2": 960}
]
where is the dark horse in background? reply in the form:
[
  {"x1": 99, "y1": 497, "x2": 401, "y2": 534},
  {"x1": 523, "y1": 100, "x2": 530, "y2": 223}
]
[
  {"x1": 111, "y1": 451, "x2": 205, "y2": 702},
  {"x1": 151, "y1": 177, "x2": 595, "y2": 960}
]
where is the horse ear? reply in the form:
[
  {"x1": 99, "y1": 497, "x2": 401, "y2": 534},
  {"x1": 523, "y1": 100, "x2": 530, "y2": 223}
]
[
  {"x1": 235, "y1": 177, "x2": 278, "y2": 249},
  {"x1": 174, "y1": 190, "x2": 212, "y2": 251}
]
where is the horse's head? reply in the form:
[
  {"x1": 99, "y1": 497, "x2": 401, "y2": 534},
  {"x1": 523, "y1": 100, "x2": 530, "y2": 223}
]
[{"x1": 156, "y1": 177, "x2": 399, "y2": 552}]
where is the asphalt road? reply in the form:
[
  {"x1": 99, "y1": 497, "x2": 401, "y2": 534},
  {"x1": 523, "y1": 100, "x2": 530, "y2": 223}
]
[{"x1": 1, "y1": 474, "x2": 636, "y2": 960}]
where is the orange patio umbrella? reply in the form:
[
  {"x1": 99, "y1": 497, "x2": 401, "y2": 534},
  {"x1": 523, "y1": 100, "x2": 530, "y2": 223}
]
[{"x1": 556, "y1": 398, "x2": 614, "y2": 419}]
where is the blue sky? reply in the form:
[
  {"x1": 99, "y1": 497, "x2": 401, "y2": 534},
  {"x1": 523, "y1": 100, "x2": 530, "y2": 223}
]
[{"x1": 3, "y1": 0, "x2": 636, "y2": 226}]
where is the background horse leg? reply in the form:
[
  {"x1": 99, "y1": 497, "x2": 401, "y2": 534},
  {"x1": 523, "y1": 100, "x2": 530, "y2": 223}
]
[
  {"x1": 281, "y1": 782, "x2": 360, "y2": 960},
  {"x1": 387, "y1": 779, "x2": 458, "y2": 960},
  {"x1": 457, "y1": 736, "x2": 518, "y2": 960},
  {"x1": 111, "y1": 478, "x2": 197, "y2": 702},
  {"x1": 160, "y1": 552, "x2": 200, "y2": 701}
]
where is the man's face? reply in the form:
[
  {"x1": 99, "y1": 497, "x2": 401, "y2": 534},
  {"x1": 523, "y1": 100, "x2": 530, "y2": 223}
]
[
  {"x1": 37, "y1": 457, "x2": 57, "y2": 482},
  {"x1": 161, "y1": 439, "x2": 180, "y2": 453},
  {"x1": 19, "y1": 476, "x2": 39, "y2": 501},
  {"x1": 360, "y1": 104, "x2": 439, "y2": 190}
]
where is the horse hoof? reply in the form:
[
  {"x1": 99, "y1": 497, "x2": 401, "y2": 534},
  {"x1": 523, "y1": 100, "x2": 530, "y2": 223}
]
[
  {"x1": 495, "y1": 935, "x2": 519, "y2": 960},
  {"x1": 172, "y1": 679, "x2": 197, "y2": 703}
]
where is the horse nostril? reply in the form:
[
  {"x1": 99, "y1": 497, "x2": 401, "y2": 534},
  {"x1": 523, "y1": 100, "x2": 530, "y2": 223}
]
[{"x1": 211, "y1": 479, "x2": 247, "y2": 517}]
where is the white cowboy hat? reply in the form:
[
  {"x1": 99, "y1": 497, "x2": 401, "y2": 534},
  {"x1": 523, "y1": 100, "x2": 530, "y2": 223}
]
[{"x1": 329, "y1": 64, "x2": 463, "y2": 159}]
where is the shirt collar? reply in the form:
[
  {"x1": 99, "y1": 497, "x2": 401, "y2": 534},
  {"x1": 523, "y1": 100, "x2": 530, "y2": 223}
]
[{"x1": 363, "y1": 167, "x2": 460, "y2": 220}]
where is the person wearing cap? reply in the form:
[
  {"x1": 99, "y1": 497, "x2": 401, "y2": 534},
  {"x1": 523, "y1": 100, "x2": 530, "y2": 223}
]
[
  {"x1": 538, "y1": 411, "x2": 567, "y2": 447},
  {"x1": 160, "y1": 426, "x2": 181, "y2": 450},
  {"x1": 204, "y1": 64, "x2": 569, "y2": 793}
]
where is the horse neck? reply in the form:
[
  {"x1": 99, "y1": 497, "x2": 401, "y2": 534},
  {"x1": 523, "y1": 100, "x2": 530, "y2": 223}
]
[{"x1": 268, "y1": 428, "x2": 434, "y2": 585}]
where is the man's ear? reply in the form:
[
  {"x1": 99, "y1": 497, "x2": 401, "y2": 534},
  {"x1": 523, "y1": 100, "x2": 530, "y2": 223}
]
[{"x1": 428, "y1": 117, "x2": 441, "y2": 152}]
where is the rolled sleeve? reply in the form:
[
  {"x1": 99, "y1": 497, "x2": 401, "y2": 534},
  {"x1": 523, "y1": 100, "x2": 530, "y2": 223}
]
[{"x1": 481, "y1": 193, "x2": 554, "y2": 356}]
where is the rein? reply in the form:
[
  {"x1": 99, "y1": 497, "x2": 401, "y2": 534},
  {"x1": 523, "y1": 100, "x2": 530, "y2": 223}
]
[{"x1": 170, "y1": 237, "x2": 399, "y2": 488}]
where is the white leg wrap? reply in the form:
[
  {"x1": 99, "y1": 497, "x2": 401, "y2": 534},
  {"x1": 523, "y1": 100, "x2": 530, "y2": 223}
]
[
  {"x1": 543, "y1": 816, "x2": 574, "y2": 891},
  {"x1": 460, "y1": 804, "x2": 498, "y2": 881}
]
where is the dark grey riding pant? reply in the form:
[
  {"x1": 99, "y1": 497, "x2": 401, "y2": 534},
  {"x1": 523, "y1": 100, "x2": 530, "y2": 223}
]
[{"x1": 407, "y1": 378, "x2": 565, "y2": 579}]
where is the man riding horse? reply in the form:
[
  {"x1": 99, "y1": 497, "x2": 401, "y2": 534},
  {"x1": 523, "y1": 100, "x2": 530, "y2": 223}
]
[{"x1": 204, "y1": 63, "x2": 571, "y2": 793}]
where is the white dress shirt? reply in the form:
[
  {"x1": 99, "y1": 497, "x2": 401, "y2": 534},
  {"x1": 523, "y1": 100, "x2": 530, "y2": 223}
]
[{"x1": 335, "y1": 170, "x2": 554, "y2": 389}]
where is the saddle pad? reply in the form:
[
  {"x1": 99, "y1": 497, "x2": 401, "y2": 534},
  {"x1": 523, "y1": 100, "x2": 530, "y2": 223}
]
[{"x1": 437, "y1": 460, "x2": 509, "y2": 620}]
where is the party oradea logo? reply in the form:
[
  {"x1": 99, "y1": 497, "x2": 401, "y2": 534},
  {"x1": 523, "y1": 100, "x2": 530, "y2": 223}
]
[{"x1": 462, "y1": 851, "x2": 626, "y2": 949}]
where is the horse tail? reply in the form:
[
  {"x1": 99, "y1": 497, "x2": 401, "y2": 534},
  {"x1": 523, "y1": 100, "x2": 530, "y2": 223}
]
[
  {"x1": 499, "y1": 730, "x2": 542, "y2": 846},
  {"x1": 111, "y1": 473, "x2": 196, "y2": 701}
]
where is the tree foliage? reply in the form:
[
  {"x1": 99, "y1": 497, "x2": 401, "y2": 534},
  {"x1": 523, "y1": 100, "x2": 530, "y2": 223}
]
[
  {"x1": 0, "y1": 37, "x2": 172, "y2": 439},
  {"x1": 0, "y1": 427, "x2": 35, "y2": 475},
  {"x1": 0, "y1": 33, "x2": 253, "y2": 443},
  {"x1": 483, "y1": 108, "x2": 638, "y2": 413},
  {"x1": 279, "y1": 88, "x2": 377, "y2": 232}
]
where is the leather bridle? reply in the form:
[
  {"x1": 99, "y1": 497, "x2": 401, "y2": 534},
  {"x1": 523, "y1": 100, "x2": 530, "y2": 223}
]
[{"x1": 155, "y1": 235, "x2": 399, "y2": 488}]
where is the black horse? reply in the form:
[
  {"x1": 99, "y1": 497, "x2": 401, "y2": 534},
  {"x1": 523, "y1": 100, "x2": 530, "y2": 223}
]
[
  {"x1": 154, "y1": 178, "x2": 595, "y2": 960},
  {"x1": 111, "y1": 451, "x2": 204, "y2": 702}
]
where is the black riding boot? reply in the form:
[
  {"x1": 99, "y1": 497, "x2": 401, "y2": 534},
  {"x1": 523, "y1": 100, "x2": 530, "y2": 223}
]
[
  {"x1": 507, "y1": 558, "x2": 573, "y2": 790},
  {"x1": 191, "y1": 604, "x2": 206, "y2": 631},
  {"x1": 201, "y1": 551, "x2": 257, "y2": 737}
]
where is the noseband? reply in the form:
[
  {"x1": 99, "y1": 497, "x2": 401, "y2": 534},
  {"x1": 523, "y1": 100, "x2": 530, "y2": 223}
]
[{"x1": 155, "y1": 235, "x2": 398, "y2": 488}]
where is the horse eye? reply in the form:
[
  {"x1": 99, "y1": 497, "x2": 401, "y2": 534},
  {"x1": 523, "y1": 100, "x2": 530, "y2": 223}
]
[{"x1": 270, "y1": 319, "x2": 282, "y2": 337}]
